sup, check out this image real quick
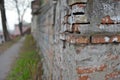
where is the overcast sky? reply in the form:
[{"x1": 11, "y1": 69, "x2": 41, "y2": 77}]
[{"x1": 0, "y1": 8, "x2": 32, "y2": 31}]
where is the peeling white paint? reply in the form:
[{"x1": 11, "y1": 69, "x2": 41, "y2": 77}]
[
  {"x1": 104, "y1": 37, "x2": 110, "y2": 42},
  {"x1": 70, "y1": 39, "x2": 76, "y2": 43},
  {"x1": 99, "y1": 25, "x2": 105, "y2": 29},
  {"x1": 60, "y1": 34, "x2": 66, "y2": 40},
  {"x1": 111, "y1": 16, "x2": 120, "y2": 23},
  {"x1": 112, "y1": 37, "x2": 118, "y2": 42}
]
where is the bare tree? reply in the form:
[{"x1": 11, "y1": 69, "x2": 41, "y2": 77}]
[
  {"x1": 5, "y1": 0, "x2": 31, "y2": 35},
  {"x1": 0, "y1": 0, "x2": 10, "y2": 41}
]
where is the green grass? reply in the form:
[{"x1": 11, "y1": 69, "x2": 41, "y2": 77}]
[{"x1": 7, "y1": 35, "x2": 42, "y2": 80}]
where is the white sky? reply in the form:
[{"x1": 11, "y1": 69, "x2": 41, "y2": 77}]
[{"x1": 0, "y1": 8, "x2": 32, "y2": 31}]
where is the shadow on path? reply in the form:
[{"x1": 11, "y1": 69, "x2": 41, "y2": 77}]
[{"x1": 0, "y1": 37, "x2": 25, "y2": 80}]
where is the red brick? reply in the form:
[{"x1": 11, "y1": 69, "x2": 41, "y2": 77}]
[
  {"x1": 105, "y1": 71, "x2": 120, "y2": 80},
  {"x1": 107, "y1": 53, "x2": 119, "y2": 60},
  {"x1": 66, "y1": 34, "x2": 90, "y2": 44},
  {"x1": 92, "y1": 34, "x2": 109, "y2": 43},
  {"x1": 77, "y1": 67, "x2": 95, "y2": 74},
  {"x1": 97, "y1": 64, "x2": 107, "y2": 71},
  {"x1": 75, "y1": 36, "x2": 90, "y2": 44},
  {"x1": 79, "y1": 75, "x2": 90, "y2": 80},
  {"x1": 110, "y1": 35, "x2": 120, "y2": 42},
  {"x1": 77, "y1": 64, "x2": 107, "y2": 74},
  {"x1": 66, "y1": 34, "x2": 76, "y2": 43},
  {"x1": 92, "y1": 34, "x2": 120, "y2": 44},
  {"x1": 101, "y1": 15, "x2": 114, "y2": 24}
]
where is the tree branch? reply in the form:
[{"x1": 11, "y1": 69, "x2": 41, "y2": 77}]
[{"x1": 14, "y1": 0, "x2": 21, "y2": 22}]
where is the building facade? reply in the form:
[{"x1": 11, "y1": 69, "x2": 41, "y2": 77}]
[
  {"x1": 32, "y1": 0, "x2": 120, "y2": 80},
  {"x1": 13, "y1": 23, "x2": 31, "y2": 36}
]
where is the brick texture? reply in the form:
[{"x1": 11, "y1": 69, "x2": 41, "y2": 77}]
[
  {"x1": 92, "y1": 34, "x2": 120, "y2": 44},
  {"x1": 31, "y1": 0, "x2": 120, "y2": 80}
]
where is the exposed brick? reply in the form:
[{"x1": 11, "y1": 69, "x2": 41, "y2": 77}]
[
  {"x1": 77, "y1": 64, "x2": 107, "y2": 74},
  {"x1": 105, "y1": 71, "x2": 120, "y2": 80},
  {"x1": 75, "y1": 36, "x2": 90, "y2": 44},
  {"x1": 97, "y1": 64, "x2": 107, "y2": 71},
  {"x1": 111, "y1": 35, "x2": 120, "y2": 43},
  {"x1": 92, "y1": 34, "x2": 120, "y2": 44},
  {"x1": 66, "y1": 35, "x2": 76, "y2": 43},
  {"x1": 107, "y1": 53, "x2": 119, "y2": 60},
  {"x1": 68, "y1": 0, "x2": 88, "y2": 5},
  {"x1": 32, "y1": 0, "x2": 120, "y2": 79},
  {"x1": 92, "y1": 34, "x2": 109, "y2": 44},
  {"x1": 77, "y1": 67, "x2": 95, "y2": 74},
  {"x1": 101, "y1": 15, "x2": 114, "y2": 24},
  {"x1": 79, "y1": 75, "x2": 90, "y2": 80},
  {"x1": 72, "y1": 4, "x2": 86, "y2": 13},
  {"x1": 66, "y1": 34, "x2": 90, "y2": 44}
]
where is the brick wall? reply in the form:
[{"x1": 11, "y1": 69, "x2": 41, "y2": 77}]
[{"x1": 31, "y1": 0, "x2": 120, "y2": 80}]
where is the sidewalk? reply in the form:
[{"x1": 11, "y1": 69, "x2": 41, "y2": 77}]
[{"x1": 0, "y1": 37, "x2": 25, "y2": 80}]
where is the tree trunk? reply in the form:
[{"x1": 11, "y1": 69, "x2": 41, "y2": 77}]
[
  {"x1": 19, "y1": 21, "x2": 23, "y2": 36},
  {"x1": 0, "y1": 0, "x2": 10, "y2": 41}
]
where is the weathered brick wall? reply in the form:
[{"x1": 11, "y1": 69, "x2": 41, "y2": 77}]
[{"x1": 31, "y1": 0, "x2": 120, "y2": 80}]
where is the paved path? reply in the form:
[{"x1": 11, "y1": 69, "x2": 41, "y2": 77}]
[{"x1": 0, "y1": 37, "x2": 25, "y2": 80}]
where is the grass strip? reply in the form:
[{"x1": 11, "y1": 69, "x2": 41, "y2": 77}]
[{"x1": 7, "y1": 35, "x2": 42, "y2": 80}]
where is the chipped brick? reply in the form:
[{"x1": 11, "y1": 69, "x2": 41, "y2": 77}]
[
  {"x1": 92, "y1": 34, "x2": 120, "y2": 44},
  {"x1": 65, "y1": 34, "x2": 76, "y2": 43},
  {"x1": 79, "y1": 75, "x2": 90, "y2": 80},
  {"x1": 65, "y1": 34, "x2": 90, "y2": 44},
  {"x1": 105, "y1": 71, "x2": 120, "y2": 80},
  {"x1": 75, "y1": 36, "x2": 90, "y2": 44},
  {"x1": 77, "y1": 64, "x2": 107, "y2": 74},
  {"x1": 77, "y1": 67, "x2": 95, "y2": 74},
  {"x1": 110, "y1": 35, "x2": 120, "y2": 43},
  {"x1": 92, "y1": 34, "x2": 110, "y2": 44},
  {"x1": 101, "y1": 15, "x2": 114, "y2": 24},
  {"x1": 107, "y1": 53, "x2": 119, "y2": 60},
  {"x1": 97, "y1": 64, "x2": 107, "y2": 71}
]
